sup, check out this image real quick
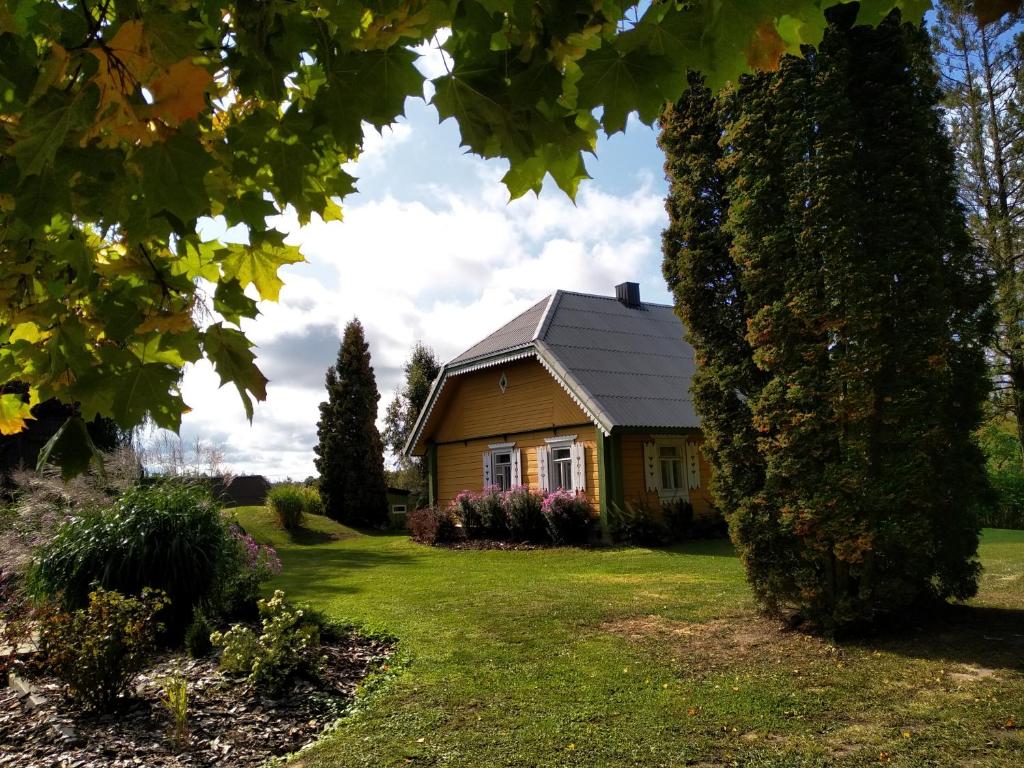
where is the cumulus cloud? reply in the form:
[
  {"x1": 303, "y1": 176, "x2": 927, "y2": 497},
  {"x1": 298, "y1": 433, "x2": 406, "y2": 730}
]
[{"x1": 170, "y1": 119, "x2": 669, "y2": 480}]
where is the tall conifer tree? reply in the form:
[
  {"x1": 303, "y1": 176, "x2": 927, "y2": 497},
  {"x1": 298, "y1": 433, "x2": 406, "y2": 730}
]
[
  {"x1": 315, "y1": 319, "x2": 389, "y2": 527},
  {"x1": 661, "y1": 8, "x2": 993, "y2": 630}
]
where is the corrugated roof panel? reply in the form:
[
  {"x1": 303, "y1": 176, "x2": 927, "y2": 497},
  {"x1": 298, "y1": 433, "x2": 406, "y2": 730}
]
[
  {"x1": 539, "y1": 292, "x2": 700, "y2": 429},
  {"x1": 448, "y1": 296, "x2": 550, "y2": 365}
]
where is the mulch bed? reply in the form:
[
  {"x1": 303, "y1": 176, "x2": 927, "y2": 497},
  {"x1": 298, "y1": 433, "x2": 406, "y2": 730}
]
[
  {"x1": 0, "y1": 634, "x2": 393, "y2": 767},
  {"x1": 431, "y1": 538, "x2": 558, "y2": 551}
]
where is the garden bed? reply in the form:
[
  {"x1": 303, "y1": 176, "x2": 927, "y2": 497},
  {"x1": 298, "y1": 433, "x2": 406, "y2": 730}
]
[
  {"x1": 0, "y1": 632, "x2": 393, "y2": 767},
  {"x1": 434, "y1": 537, "x2": 561, "y2": 551}
]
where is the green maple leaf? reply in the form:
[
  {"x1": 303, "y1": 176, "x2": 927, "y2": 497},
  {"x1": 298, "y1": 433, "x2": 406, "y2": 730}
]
[
  {"x1": 204, "y1": 323, "x2": 268, "y2": 421},
  {"x1": 138, "y1": 132, "x2": 216, "y2": 222},
  {"x1": 503, "y1": 143, "x2": 591, "y2": 199},
  {"x1": 11, "y1": 100, "x2": 72, "y2": 179},
  {"x1": 112, "y1": 362, "x2": 186, "y2": 431},
  {"x1": 220, "y1": 241, "x2": 304, "y2": 302},
  {"x1": 36, "y1": 417, "x2": 103, "y2": 480},
  {"x1": 852, "y1": 0, "x2": 930, "y2": 25},
  {"x1": 214, "y1": 279, "x2": 259, "y2": 326},
  {"x1": 576, "y1": 43, "x2": 675, "y2": 134},
  {"x1": 325, "y1": 48, "x2": 423, "y2": 131}
]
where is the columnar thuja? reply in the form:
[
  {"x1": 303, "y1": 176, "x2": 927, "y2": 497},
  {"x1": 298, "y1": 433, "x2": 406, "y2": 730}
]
[{"x1": 661, "y1": 7, "x2": 993, "y2": 631}]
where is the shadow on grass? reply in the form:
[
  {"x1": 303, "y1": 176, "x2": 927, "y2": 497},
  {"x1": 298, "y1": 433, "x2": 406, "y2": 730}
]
[
  {"x1": 853, "y1": 604, "x2": 1024, "y2": 673},
  {"x1": 276, "y1": 544, "x2": 423, "y2": 600},
  {"x1": 599, "y1": 538, "x2": 737, "y2": 558},
  {"x1": 283, "y1": 526, "x2": 349, "y2": 546}
]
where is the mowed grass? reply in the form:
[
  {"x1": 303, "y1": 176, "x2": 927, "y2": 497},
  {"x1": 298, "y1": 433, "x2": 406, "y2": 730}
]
[{"x1": 234, "y1": 507, "x2": 1024, "y2": 768}]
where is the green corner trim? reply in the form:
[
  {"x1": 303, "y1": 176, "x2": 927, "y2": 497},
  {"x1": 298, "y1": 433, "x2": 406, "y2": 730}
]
[{"x1": 426, "y1": 443, "x2": 438, "y2": 508}]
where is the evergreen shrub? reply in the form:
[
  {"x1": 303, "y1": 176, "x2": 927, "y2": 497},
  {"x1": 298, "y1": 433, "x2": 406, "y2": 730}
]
[
  {"x1": 660, "y1": 8, "x2": 992, "y2": 629},
  {"x1": 211, "y1": 590, "x2": 323, "y2": 694}
]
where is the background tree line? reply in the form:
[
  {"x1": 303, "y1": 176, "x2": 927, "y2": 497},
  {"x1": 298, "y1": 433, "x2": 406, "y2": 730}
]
[{"x1": 934, "y1": 1, "x2": 1024, "y2": 529}]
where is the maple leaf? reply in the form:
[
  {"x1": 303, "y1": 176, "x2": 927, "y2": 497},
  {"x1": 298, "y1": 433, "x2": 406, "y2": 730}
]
[
  {"x1": 746, "y1": 23, "x2": 787, "y2": 72},
  {"x1": 204, "y1": 323, "x2": 269, "y2": 421},
  {"x1": 85, "y1": 20, "x2": 161, "y2": 146},
  {"x1": 135, "y1": 311, "x2": 195, "y2": 334},
  {"x1": 974, "y1": 0, "x2": 1023, "y2": 24},
  {"x1": 148, "y1": 58, "x2": 213, "y2": 126},
  {"x1": 0, "y1": 392, "x2": 34, "y2": 435},
  {"x1": 220, "y1": 242, "x2": 305, "y2": 302}
]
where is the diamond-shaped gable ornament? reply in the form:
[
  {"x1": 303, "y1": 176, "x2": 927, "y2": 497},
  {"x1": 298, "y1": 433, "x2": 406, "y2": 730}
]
[{"x1": 498, "y1": 373, "x2": 508, "y2": 393}]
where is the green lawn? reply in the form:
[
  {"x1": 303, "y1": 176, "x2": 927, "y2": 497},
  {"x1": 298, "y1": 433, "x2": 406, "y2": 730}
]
[{"x1": 235, "y1": 507, "x2": 1024, "y2": 768}]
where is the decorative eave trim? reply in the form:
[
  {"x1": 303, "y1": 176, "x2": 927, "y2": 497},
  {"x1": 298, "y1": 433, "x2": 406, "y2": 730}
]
[
  {"x1": 405, "y1": 339, "x2": 620, "y2": 456},
  {"x1": 403, "y1": 346, "x2": 535, "y2": 458},
  {"x1": 533, "y1": 341, "x2": 613, "y2": 437},
  {"x1": 446, "y1": 346, "x2": 534, "y2": 376}
]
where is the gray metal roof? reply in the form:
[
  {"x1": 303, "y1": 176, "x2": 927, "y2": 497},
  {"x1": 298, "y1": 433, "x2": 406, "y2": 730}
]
[
  {"x1": 445, "y1": 289, "x2": 699, "y2": 430},
  {"x1": 448, "y1": 296, "x2": 551, "y2": 365}
]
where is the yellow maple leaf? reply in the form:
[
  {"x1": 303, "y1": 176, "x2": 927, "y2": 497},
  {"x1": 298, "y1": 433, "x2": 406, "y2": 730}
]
[
  {"x1": 148, "y1": 59, "x2": 213, "y2": 126},
  {"x1": 85, "y1": 21, "x2": 160, "y2": 146},
  {"x1": 746, "y1": 22, "x2": 788, "y2": 73},
  {"x1": 136, "y1": 311, "x2": 195, "y2": 334},
  {"x1": 104, "y1": 20, "x2": 160, "y2": 83},
  {"x1": 0, "y1": 393, "x2": 35, "y2": 435}
]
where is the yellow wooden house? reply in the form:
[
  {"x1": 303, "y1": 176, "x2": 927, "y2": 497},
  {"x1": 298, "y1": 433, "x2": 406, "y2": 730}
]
[{"x1": 404, "y1": 283, "x2": 716, "y2": 522}]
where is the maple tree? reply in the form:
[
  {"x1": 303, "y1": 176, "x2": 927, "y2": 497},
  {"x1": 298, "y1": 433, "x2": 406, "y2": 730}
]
[{"x1": 0, "y1": 1, "x2": 1015, "y2": 474}]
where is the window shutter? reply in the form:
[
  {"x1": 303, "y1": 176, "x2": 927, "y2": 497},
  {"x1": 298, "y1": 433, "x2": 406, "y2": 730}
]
[
  {"x1": 511, "y1": 448, "x2": 522, "y2": 487},
  {"x1": 685, "y1": 441, "x2": 701, "y2": 489},
  {"x1": 643, "y1": 442, "x2": 658, "y2": 491},
  {"x1": 570, "y1": 443, "x2": 586, "y2": 492},
  {"x1": 535, "y1": 446, "x2": 550, "y2": 492},
  {"x1": 482, "y1": 452, "x2": 492, "y2": 488}
]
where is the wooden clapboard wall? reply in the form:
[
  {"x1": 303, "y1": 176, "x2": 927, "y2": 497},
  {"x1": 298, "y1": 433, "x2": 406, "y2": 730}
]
[
  {"x1": 619, "y1": 432, "x2": 717, "y2": 518},
  {"x1": 436, "y1": 428, "x2": 600, "y2": 509}
]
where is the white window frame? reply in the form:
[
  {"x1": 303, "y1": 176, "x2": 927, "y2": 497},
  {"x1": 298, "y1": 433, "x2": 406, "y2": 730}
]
[
  {"x1": 654, "y1": 437, "x2": 688, "y2": 501},
  {"x1": 488, "y1": 442, "x2": 517, "y2": 491},
  {"x1": 391, "y1": 504, "x2": 407, "y2": 515},
  {"x1": 551, "y1": 445, "x2": 573, "y2": 490},
  {"x1": 543, "y1": 435, "x2": 584, "y2": 493}
]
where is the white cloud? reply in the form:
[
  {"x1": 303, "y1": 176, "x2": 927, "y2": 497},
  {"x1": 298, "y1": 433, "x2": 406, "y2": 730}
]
[{"x1": 171, "y1": 125, "x2": 669, "y2": 481}]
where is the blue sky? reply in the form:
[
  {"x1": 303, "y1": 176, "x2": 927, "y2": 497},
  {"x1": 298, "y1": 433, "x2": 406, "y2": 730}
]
[{"x1": 166, "y1": 49, "x2": 674, "y2": 480}]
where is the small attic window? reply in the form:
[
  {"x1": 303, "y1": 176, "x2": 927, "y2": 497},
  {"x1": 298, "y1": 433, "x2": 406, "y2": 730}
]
[{"x1": 498, "y1": 372, "x2": 508, "y2": 393}]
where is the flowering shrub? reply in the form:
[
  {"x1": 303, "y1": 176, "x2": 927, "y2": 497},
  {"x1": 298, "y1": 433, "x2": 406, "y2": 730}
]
[
  {"x1": 408, "y1": 507, "x2": 460, "y2": 545},
  {"x1": 39, "y1": 587, "x2": 167, "y2": 711},
  {"x1": 451, "y1": 490, "x2": 486, "y2": 538},
  {"x1": 541, "y1": 490, "x2": 597, "y2": 544},
  {"x1": 478, "y1": 486, "x2": 508, "y2": 539},
  {"x1": 211, "y1": 590, "x2": 323, "y2": 694},
  {"x1": 218, "y1": 522, "x2": 282, "y2": 619},
  {"x1": 230, "y1": 524, "x2": 283, "y2": 577},
  {"x1": 504, "y1": 486, "x2": 548, "y2": 541}
]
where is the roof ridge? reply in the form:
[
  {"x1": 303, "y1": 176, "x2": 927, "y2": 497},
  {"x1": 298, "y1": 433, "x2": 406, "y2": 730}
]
[
  {"x1": 534, "y1": 290, "x2": 562, "y2": 342},
  {"x1": 556, "y1": 289, "x2": 676, "y2": 309}
]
